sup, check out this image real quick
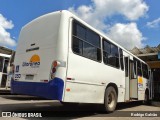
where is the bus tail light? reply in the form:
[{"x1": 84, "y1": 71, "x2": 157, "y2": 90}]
[
  {"x1": 52, "y1": 67, "x2": 56, "y2": 73},
  {"x1": 50, "y1": 60, "x2": 60, "y2": 79},
  {"x1": 40, "y1": 80, "x2": 48, "y2": 82},
  {"x1": 53, "y1": 61, "x2": 60, "y2": 67}
]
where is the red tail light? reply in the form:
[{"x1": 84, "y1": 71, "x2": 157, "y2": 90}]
[
  {"x1": 50, "y1": 60, "x2": 60, "y2": 79},
  {"x1": 52, "y1": 67, "x2": 56, "y2": 73},
  {"x1": 53, "y1": 61, "x2": 60, "y2": 67}
]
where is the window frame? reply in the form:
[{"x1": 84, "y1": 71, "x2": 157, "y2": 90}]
[
  {"x1": 102, "y1": 38, "x2": 120, "y2": 69},
  {"x1": 71, "y1": 19, "x2": 102, "y2": 62}
]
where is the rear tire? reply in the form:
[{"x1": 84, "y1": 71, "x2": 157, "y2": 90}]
[
  {"x1": 143, "y1": 91, "x2": 149, "y2": 105},
  {"x1": 104, "y1": 86, "x2": 117, "y2": 113}
]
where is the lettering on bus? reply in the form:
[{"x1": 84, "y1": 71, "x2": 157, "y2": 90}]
[
  {"x1": 22, "y1": 54, "x2": 40, "y2": 68},
  {"x1": 15, "y1": 74, "x2": 21, "y2": 78}
]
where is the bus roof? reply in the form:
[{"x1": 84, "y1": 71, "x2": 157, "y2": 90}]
[{"x1": 21, "y1": 10, "x2": 147, "y2": 64}]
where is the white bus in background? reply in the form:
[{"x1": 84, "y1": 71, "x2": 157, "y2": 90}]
[
  {"x1": 0, "y1": 53, "x2": 12, "y2": 90},
  {"x1": 12, "y1": 10, "x2": 152, "y2": 112}
]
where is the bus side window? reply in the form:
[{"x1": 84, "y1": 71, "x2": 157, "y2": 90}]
[
  {"x1": 73, "y1": 21, "x2": 86, "y2": 40},
  {"x1": 72, "y1": 20, "x2": 101, "y2": 62},
  {"x1": 72, "y1": 21, "x2": 84, "y2": 55},
  {"x1": 83, "y1": 29, "x2": 101, "y2": 61},
  {"x1": 103, "y1": 39, "x2": 119, "y2": 68},
  {"x1": 72, "y1": 37, "x2": 83, "y2": 55}
]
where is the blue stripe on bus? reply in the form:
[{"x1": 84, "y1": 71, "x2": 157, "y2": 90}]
[{"x1": 11, "y1": 78, "x2": 64, "y2": 100}]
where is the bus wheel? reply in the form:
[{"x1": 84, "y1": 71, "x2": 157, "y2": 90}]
[
  {"x1": 104, "y1": 86, "x2": 117, "y2": 112},
  {"x1": 143, "y1": 91, "x2": 149, "y2": 105}
]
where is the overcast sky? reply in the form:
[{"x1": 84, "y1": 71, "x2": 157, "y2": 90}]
[{"x1": 0, "y1": 0, "x2": 160, "y2": 50}]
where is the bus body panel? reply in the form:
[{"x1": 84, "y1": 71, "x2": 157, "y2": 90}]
[
  {"x1": 14, "y1": 48, "x2": 56, "y2": 82},
  {"x1": 64, "y1": 81, "x2": 105, "y2": 103},
  {"x1": 14, "y1": 12, "x2": 62, "y2": 81},
  {"x1": 12, "y1": 11, "x2": 69, "y2": 100},
  {"x1": 65, "y1": 52, "x2": 125, "y2": 103},
  {"x1": 63, "y1": 16, "x2": 126, "y2": 103},
  {"x1": 138, "y1": 77, "x2": 147, "y2": 100}
]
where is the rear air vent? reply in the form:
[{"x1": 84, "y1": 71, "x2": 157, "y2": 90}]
[{"x1": 26, "y1": 47, "x2": 39, "y2": 52}]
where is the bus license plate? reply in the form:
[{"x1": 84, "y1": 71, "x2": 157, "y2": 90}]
[{"x1": 25, "y1": 75, "x2": 34, "y2": 80}]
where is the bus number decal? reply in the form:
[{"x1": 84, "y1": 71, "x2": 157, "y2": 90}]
[{"x1": 15, "y1": 74, "x2": 21, "y2": 78}]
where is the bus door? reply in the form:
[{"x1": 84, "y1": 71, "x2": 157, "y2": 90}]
[
  {"x1": 129, "y1": 59, "x2": 138, "y2": 99},
  {"x1": 125, "y1": 57, "x2": 138, "y2": 100},
  {"x1": 0, "y1": 57, "x2": 9, "y2": 88},
  {"x1": 125, "y1": 57, "x2": 130, "y2": 101}
]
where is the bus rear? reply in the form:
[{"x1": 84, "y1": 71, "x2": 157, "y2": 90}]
[{"x1": 11, "y1": 11, "x2": 68, "y2": 100}]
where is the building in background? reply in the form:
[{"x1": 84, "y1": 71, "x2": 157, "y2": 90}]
[
  {"x1": 130, "y1": 44, "x2": 160, "y2": 100},
  {"x1": 0, "y1": 46, "x2": 15, "y2": 91}
]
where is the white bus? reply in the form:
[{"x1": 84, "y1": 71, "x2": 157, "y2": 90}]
[
  {"x1": 0, "y1": 53, "x2": 11, "y2": 90},
  {"x1": 12, "y1": 10, "x2": 151, "y2": 112}
]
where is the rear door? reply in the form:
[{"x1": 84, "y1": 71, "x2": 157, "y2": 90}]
[
  {"x1": 129, "y1": 60, "x2": 138, "y2": 99},
  {"x1": 125, "y1": 56, "x2": 130, "y2": 100}
]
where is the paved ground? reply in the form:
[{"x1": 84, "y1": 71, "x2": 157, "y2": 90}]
[{"x1": 0, "y1": 94, "x2": 160, "y2": 120}]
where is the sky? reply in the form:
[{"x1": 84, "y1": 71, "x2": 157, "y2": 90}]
[{"x1": 0, "y1": 0, "x2": 160, "y2": 50}]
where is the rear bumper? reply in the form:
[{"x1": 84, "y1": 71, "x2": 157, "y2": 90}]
[{"x1": 11, "y1": 78, "x2": 64, "y2": 100}]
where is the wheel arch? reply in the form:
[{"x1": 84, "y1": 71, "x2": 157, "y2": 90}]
[{"x1": 106, "y1": 83, "x2": 118, "y2": 96}]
